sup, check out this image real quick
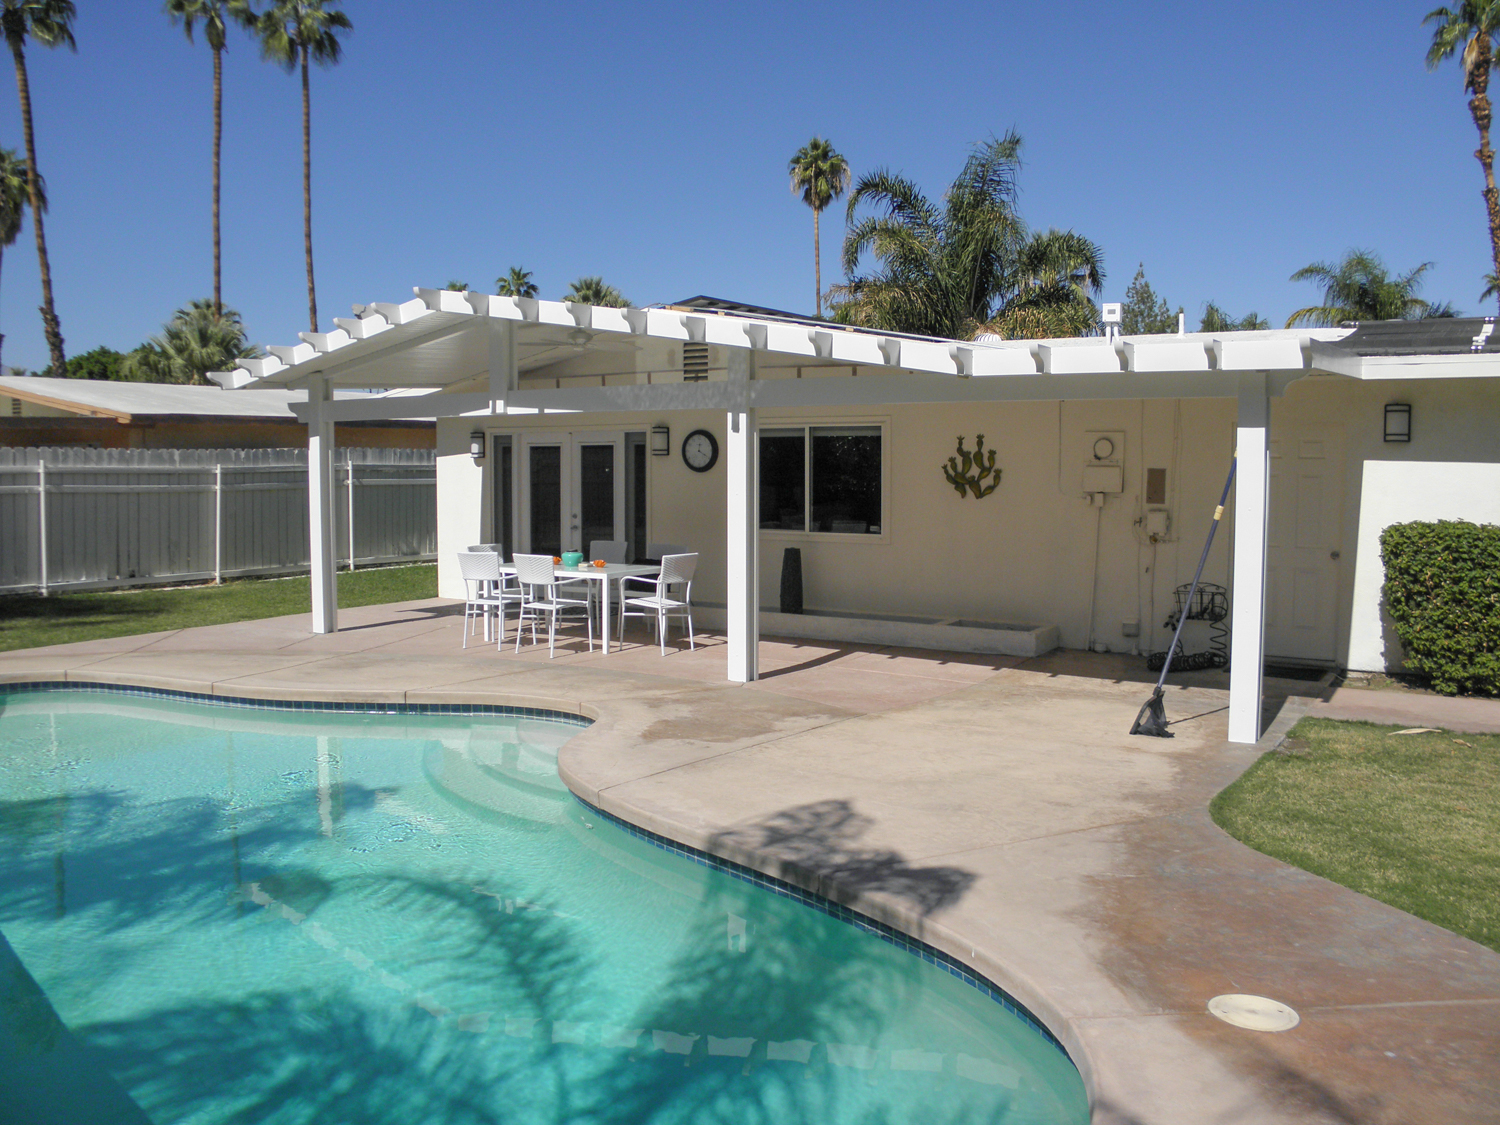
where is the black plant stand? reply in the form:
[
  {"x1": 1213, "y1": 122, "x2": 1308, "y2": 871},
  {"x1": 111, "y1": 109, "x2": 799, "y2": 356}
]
[{"x1": 780, "y1": 547, "x2": 803, "y2": 614}]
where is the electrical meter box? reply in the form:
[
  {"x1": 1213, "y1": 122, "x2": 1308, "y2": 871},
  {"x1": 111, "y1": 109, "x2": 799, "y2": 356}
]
[{"x1": 1080, "y1": 430, "x2": 1125, "y2": 493}]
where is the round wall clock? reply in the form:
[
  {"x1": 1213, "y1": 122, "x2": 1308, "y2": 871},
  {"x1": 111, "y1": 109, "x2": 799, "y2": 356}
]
[{"x1": 681, "y1": 428, "x2": 719, "y2": 473}]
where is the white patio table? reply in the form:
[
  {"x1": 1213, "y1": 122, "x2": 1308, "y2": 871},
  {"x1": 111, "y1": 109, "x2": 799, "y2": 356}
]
[{"x1": 499, "y1": 562, "x2": 659, "y2": 654}]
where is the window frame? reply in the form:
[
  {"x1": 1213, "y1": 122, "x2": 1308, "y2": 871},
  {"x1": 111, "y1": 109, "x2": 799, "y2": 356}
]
[{"x1": 757, "y1": 416, "x2": 889, "y2": 542}]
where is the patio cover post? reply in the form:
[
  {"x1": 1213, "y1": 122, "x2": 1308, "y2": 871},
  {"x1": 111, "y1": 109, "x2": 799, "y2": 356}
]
[
  {"x1": 1228, "y1": 371, "x2": 1270, "y2": 742},
  {"x1": 306, "y1": 372, "x2": 338, "y2": 634},
  {"x1": 726, "y1": 347, "x2": 759, "y2": 682},
  {"x1": 487, "y1": 318, "x2": 515, "y2": 414}
]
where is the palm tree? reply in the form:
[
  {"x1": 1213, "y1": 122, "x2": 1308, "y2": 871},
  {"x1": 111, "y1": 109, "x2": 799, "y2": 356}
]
[
  {"x1": 0, "y1": 146, "x2": 43, "y2": 370},
  {"x1": 164, "y1": 0, "x2": 255, "y2": 318},
  {"x1": 788, "y1": 137, "x2": 850, "y2": 318},
  {"x1": 122, "y1": 299, "x2": 257, "y2": 384},
  {"x1": 444, "y1": 280, "x2": 468, "y2": 292},
  {"x1": 831, "y1": 134, "x2": 1104, "y2": 340},
  {"x1": 1200, "y1": 303, "x2": 1269, "y2": 332},
  {"x1": 562, "y1": 276, "x2": 629, "y2": 307},
  {"x1": 2, "y1": 0, "x2": 74, "y2": 377},
  {"x1": 1285, "y1": 250, "x2": 1443, "y2": 326},
  {"x1": 987, "y1": 227, "x2": 1106, "y2": 338},
  {"x1": 1426, "y1": 2, "x2": 1500, "y2": 310},
  {"x1": 496, "y1": 266, "x2": 537, "y2": 299},
  {"x1": 250, "y1": 0, "x2": 351, "y2": 333}
]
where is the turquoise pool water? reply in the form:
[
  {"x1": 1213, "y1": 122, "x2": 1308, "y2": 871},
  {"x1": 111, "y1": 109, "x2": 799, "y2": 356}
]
[{"x1": 0, "y1": 688, "x2": 1088, "y2": 1125}]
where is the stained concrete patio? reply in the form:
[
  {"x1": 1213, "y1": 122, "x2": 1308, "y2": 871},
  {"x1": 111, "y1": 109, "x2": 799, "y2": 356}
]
[{"x1": 1, "y1": 597, "x2": 1497, "y2": 1125}]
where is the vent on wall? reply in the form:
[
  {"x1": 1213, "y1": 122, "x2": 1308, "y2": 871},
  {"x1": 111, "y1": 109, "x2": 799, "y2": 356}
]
[
  {"x1": 683, "y1": 343, "x2": 709, "y2": 382},
  {"x1": 9, "y1": 397, "x2": 19, "y2": 416}
]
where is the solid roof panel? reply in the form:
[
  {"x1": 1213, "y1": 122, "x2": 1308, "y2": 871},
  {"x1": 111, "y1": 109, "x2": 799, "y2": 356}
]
[{"x1": 1323, "y1": 317, "x2": 1500, "y2": 356}]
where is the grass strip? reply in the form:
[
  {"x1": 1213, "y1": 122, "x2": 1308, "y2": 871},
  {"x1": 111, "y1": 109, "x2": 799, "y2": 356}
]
[
  {"x1": 0, "y1": 564, "x2": 438, "y2": 653},
  {"x1": 1211, "y1": 717, "x2": 1500, "y2": 953}
]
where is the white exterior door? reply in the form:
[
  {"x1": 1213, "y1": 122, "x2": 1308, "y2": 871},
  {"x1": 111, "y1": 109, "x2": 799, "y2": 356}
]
[
  {"x1": 516, "y1": 431, "x2": 625, "y2": 557},
  {"x1": 1264, "y1": 428, "x2": 1344, "y2": 663}
]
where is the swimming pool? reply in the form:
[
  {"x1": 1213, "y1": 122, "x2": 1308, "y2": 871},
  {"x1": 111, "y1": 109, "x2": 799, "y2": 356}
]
[{"x1": 0, "y1": 686, "x2": 1088, "y2": 1125}]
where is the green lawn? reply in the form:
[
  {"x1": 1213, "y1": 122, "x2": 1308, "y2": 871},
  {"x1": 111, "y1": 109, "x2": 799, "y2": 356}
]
[
  {"x1": 0, "y1": 564, "x2": 438, "y2": 653},
  {"x1": 1211, "y1": 717, "x2": 1500, "y2": 953}
]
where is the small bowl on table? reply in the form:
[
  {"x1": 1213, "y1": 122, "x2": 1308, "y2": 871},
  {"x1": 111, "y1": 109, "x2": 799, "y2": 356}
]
[
  {"x1": 591, "y1": 559, "x2": 607, "y2": 568},
  {"x1": 560, "y1": 551, "x2": 584, "y2": 568}
]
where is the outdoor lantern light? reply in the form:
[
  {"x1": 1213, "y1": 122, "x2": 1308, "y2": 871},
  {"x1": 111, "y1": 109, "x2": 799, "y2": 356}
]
[
  {"x1": 1383, "y1": 403, "x2": 1411, "y2": 443},
  {"x1": 469, "y1": 431, "x2": 486, "y2": 459},
  {"x1": 650, "y1": 424, "x2": 671, "y2": 456}
]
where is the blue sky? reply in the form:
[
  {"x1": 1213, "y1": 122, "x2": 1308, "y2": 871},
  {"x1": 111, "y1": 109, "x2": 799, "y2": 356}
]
[{"x1": 0, "y1": 1, "x2": 1485, "y2": 370}]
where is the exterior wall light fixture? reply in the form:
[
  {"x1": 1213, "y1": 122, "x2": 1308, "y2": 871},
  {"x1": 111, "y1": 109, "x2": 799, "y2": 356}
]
[
  {"x1": 650, "y1": 424, "x2": 671, "y2": 456},
  {"x1": 1383, "y1": 403, "x2": 1411, "y2": 443},
  {"x1": 470, "y1": 431, "x2": 487, "y2": 459}
]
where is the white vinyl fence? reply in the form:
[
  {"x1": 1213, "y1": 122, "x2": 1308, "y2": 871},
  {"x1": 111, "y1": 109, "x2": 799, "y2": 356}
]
[{"x1": 0, "y1": 447, "x2": 436, "y2": 593}]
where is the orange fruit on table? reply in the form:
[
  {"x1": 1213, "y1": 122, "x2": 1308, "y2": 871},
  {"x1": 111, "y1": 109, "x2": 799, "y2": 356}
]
[{"x1": 592, "y1": 559, "x2": 606, "y2": 567}]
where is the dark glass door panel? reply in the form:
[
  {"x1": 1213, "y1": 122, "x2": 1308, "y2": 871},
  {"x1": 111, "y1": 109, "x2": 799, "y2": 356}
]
[
  {"x1": 528, "y1": 445, "x2": 561, "y2": 556},
  {"x1": 578, "y1": 444, "x2": 615, "y2": 553}
]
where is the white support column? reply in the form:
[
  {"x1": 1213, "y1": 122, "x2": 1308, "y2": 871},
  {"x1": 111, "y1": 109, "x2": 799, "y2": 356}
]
[
  {"x1": 307, "y1": 373, "x2": 338, "y2": 634},
  {"x1": 1229, "y1": 371, "x2": 1270, "y2": 743},
  {"x1": 488, "y1": 318, "x2": 515, "y2": 415},
  {"x1": 726, "y1": 347, "x2": 759, "y2": 683}
]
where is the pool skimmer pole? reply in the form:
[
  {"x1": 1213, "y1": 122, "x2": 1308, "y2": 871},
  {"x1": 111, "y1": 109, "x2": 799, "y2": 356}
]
[{"x1": 1130, "y1": 455, "x2": 1238, "y2": 738}]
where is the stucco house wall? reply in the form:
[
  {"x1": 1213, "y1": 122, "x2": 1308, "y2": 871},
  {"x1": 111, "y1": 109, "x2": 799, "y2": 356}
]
[{"x1": 436, "y1": 373, "x2": 1500, "y2": 672}]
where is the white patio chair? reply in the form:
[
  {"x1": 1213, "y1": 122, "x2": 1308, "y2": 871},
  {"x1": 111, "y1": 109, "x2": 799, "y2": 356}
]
[
  {"x1": 513, "y1": 552, "x2": 594, "y2": 659},
  {"x1": 588, "y1": 539, "x2": 629, "y2": 563},
  {"x1": 618, "y1": 552, "x2": 697, "y2": 655},
  {"x1": 456, "y1": 551, "x2": 520, "y2": 648}
]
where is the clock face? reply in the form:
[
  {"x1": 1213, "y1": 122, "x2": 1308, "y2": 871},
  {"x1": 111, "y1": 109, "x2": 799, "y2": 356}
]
[{"x1": 682, "y1": 429, "x2": 718, "y2": 472}]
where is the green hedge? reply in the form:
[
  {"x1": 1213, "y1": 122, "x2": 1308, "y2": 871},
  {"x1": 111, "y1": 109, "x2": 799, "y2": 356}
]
[{"x1": 1380, "y1": 520, "x2": 1500, "y2": 697}]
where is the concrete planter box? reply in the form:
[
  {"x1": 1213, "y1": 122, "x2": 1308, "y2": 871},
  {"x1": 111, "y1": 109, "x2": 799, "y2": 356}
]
[{"x1": 693, "y1": 605, "x2": 1058, "y2": 658}]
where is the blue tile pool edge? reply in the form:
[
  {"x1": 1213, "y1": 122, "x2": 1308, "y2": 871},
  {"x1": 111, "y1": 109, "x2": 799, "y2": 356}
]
[
  {"x1": 0, "y1": 681, "x2": 593, "y2": 726},
  {"x1": 574, "y1": 794, "x2": 1075, "y2": 1066},
  {"x1": 2, "y1": 681, "x2": 1073, "y2": 1070}
]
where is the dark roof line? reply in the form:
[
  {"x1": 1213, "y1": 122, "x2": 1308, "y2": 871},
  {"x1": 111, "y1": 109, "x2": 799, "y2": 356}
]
[{"x1": 1324, "y1": 316, "x2": 1500, "y2": 356}]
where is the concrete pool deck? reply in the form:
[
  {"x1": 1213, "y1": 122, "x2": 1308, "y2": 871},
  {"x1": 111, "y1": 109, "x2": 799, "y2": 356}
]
[{"x1": 1, "y1": 597, "x2": 1497, "y2": 1125}]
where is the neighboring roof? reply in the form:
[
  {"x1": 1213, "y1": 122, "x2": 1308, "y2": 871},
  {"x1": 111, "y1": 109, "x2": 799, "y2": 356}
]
[
  {"x1": 662, "y1": 295, "x2": 815, "y2": 322},
  {"x1": 0, "y1": 376, "x2": 417, "y2": 423},
  {"x1": 1320, "y1": 316, "x2": 1500, "y2": 356},
  {"x1": 0, "y1": 375, "x2": 313, "y2": 421}
]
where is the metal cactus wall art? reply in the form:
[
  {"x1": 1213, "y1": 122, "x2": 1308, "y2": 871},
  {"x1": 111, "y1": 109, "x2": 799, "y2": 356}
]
[{"x1": 943, "y1": 434, "x2": 1002, "y2": 499}]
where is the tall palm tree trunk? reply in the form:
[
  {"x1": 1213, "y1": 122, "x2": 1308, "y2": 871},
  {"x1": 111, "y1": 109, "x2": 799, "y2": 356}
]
[
  {"x1": 213, "y1": 44, "x2": 223, "y2": 317},
  {"x1": 301, "y1": 42, "x2": 317, "y2": 332},
  {"x1": 1469, "y1": 33, "x2": 1500, "y2": 311},
  {"x1": 11, "y1": 41, "x2": 63, "y2": 374},
  {"x1": 813, "y1": 206, "x2": 822, "y2": 318}
]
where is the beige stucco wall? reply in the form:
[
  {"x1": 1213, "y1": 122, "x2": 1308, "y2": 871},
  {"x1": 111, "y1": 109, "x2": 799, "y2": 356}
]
[{"x1": 436, "y1": 376, "x2": 1499, "y2": 666}]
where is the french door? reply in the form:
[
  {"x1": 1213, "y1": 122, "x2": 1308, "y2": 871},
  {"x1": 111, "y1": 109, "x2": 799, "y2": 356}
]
[{"x1": 515, "y1": 431, "x2": 626, "y2": 557}]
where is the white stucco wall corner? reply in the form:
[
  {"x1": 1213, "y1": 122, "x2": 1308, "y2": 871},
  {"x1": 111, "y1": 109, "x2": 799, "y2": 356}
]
[{"x1": 1346, "y1": 460, "x2": 1500, "y2": 672}]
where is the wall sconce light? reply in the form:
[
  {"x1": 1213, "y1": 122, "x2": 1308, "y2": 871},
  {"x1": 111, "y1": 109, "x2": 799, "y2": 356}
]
[
  {"x1": 650, "y1": 424, "x2": 670, "y2": 456},
  {"x1": 469, "y1": 431, "x2": 486, "y2": 459},
  {"x1": 1383, "y1": 403, "x2": 1411, "y2": 443}
]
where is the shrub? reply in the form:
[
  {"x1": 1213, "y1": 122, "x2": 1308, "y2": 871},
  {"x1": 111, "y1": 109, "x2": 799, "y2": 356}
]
[{"x1": 1380, "y1": 520, "x2": 1500, "y2": 696}]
